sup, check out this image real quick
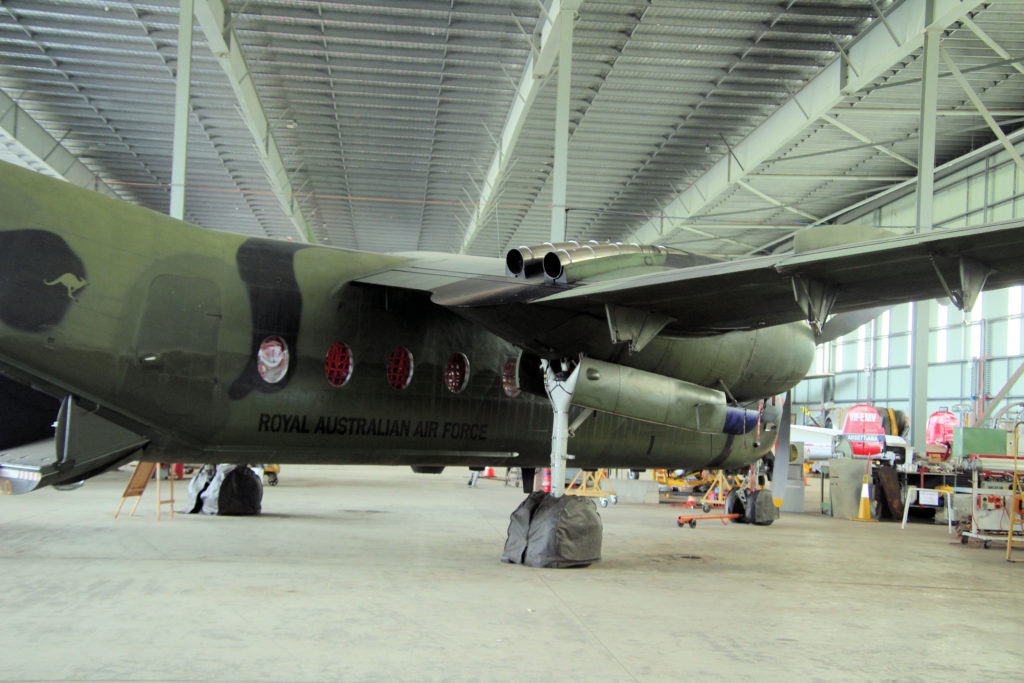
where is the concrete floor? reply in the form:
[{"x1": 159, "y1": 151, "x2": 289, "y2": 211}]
[{"x1": 2, "y1": 465, "x2": 1021, "y2": 682}]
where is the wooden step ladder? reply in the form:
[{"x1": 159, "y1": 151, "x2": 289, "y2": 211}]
[{"x1": 114, "y1": 462, "x2": 175, "y2": 519}]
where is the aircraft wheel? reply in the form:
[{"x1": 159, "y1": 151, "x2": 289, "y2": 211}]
[
  {"x1": 599, "y1": 497, "x2": 608, "y2": 508},
  {"x1": 688, "y1": 519, "x2": 697, "y2": 528},
  {"x1": 702, "y1": 503, "x2": 711, "y2": 513},
  {"x1": 961, "y1": 534, "x2": 969, "y2": 545},
  {"x1": 266, "y1": 472, "x2": 278, "y2": 486},
  {"x1": 609, "y1": 495, "x2": 618, "y2": 505},
  {"x1": 984, "y1": 540, "x2": 991, "y2": 549}
]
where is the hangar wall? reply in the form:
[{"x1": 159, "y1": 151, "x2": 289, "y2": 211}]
[{"x1": 794, "y1": 137, "x2": 1024, "y2": 426}]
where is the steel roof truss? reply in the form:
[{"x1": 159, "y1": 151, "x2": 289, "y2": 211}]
[
  {"x1": 624, "y1": 0, "x2": 986, "y2": 248},
  {"x1": 0, "y1": 87, "x2": 119, "y2": 198},
  {"x1": 941, "y1": 46, "x2": 1024, "y2": 174},
  {"x1": 193, "y1": 0, "x2": 312, "y2": 242},
  {"x1": 458, "y1": 0, "x2": 582, "y2": 254}
]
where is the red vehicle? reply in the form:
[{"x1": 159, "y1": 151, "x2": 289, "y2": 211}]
[
  {"x1": 925, "y1": 410, "x2": 959, "y2": 460},
  {"x1": 842, "y1": 404, "x2": 885, "y2": 457},
  {"x1": 926, "y1": 410, "x2": 958, "y2": 446}
]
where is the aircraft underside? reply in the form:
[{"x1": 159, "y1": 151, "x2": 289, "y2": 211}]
[
  {"x1": 184, "y1": 414, "x2": 773, "y2": 472},
  {"x1": 0, "y1": 366, "x2": 774, "y2": 494}
]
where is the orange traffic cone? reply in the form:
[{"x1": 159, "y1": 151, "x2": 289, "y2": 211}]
[
  {"x1": 851, "y1": 473, "x2": 878, "y2": 523},
  {"x1": 483, "y1": 467, "x2": 495, "y2": 478}
]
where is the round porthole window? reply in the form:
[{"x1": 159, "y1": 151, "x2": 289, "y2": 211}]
[
  {"x1": 444, "y1": 353, "x2": 470, "y2": 393},
  {"x1": 502, "y1": 358, "x2": 520, "y2": 397},
  {"x1": 325, "y1": 342, "x2": 353, "y2": 387},
  {"x1": 257, "y1": 336, "x2": 289, "y2": 384},
  {"x1": 387, "y1": 347, "x2": 414, "y2": 390}
]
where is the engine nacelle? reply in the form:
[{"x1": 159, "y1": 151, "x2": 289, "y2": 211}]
[
  {"x1": 543, "y1": 243, "x2": 677, "y2": 284},
  {"x1": 506, "y1": 241, "x2": 695, "y2": 283},
  {"x1": 571, "y1": 357, "x2": 761, "y2": 435}
]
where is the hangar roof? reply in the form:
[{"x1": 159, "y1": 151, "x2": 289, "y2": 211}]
[{"x1": 1, "y1": 0, "x2": 1022, "y2": 259}]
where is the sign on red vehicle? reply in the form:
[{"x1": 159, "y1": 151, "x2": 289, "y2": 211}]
[{"x1": 842, "y1": 404, "x2": 885, "y2": 456}]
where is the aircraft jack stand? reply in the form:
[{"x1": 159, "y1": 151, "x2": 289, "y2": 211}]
[
  {"x1": 504, "y1": 467, "x2": 522, "y2": 489},
  {"x1": 565, "y1": 469, "x2": 618, "y2": 507},
  {"x1": 697, "y1": 470, "x2": 741, "y2": 512}
]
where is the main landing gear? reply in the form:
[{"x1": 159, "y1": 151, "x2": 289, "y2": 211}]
[
  {"x1": 502, "y1": 359, "x2": 604, "y2": 568},
  {"x1": 543, "y1": 358, "x2": 579, "y2": 498}
]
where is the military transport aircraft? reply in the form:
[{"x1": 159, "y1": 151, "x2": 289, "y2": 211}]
[{"x1": 1, "y1": 158, "x2": 1023, "y2": 517}]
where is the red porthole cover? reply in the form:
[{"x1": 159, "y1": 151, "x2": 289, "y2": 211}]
[
  {"x1": 257, "y1": 336, "x2": 289, "y2": 384},
  {"x1": 325, "y1": 342, "x2": 353, "y2": 387},
  {"x1": 387, "y1": 347, "x2": 414, "y2": 389},
  {"x1": 445, "y1": 353, "x2": 470, "y2": 393},
  {"x1": 502, "y1": 358, "x2": 520, "y2": 397}
]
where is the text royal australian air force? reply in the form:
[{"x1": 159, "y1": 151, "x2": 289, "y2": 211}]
[{"x1": 257, "y1": 413, "x2": 489, "y2": 441}]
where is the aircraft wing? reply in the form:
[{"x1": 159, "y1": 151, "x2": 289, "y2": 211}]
[
  {"x1": 530, "y1": 220, "x2": 1024, "y2": 332},
  {"x1": 360, "y1": 219, "x2": 1024, "y2": 336}
]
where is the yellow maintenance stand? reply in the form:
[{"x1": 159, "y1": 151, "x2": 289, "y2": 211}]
[{"x1": 564, "y1": 469, "x2": 617, "y2": 507}]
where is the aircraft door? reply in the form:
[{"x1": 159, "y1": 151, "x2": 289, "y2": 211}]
[{"x1": 132, "y1": 275, "x2": 222, "y2": 417}]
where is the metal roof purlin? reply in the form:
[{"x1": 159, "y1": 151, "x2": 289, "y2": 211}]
[
  {"x1": 737, "y1": 179, "x2": 820, "y2": 223},
  {"x1": 193, "y1": 0, "x2": 313, "y2": 243},
  {"x1": 821, "y1": 114, "x2": 918, "y2": 169},
  {"x1": 0, "y1": 88, "x2": 120, "y2": 200},
  {"x1": 961, "y1": 17, "x2": 1024, "y2": 78},
  {"x1": 458, "y1": 0, "x2": 583, "y2": 255},
  {"x1": 623, "y1": 0, "x2": 986, "y2": 249}
]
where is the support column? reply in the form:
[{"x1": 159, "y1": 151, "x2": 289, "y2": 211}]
[
  {"x1": 912, "y1": 9, "x2": 940, "y2": 454},
  {"x1": 550, "y1": 15, "x2": 573, "y2": 244},
  {"x1": 169, "y1": 0, "x2": 194, "y2": 220}
]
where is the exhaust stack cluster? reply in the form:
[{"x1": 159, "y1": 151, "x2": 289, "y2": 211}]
[{"x1": 506, "y1": 241, "x2": 684, "y2": 284}]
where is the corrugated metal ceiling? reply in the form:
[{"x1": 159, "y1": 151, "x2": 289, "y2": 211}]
[{"x1": 1, "y1": 0, "x2": 1021, "y2": 259}]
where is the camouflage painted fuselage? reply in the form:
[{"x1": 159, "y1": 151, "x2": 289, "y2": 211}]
[{"x1": 0, "y1": 162, "x2": 815, "y2": 472}]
